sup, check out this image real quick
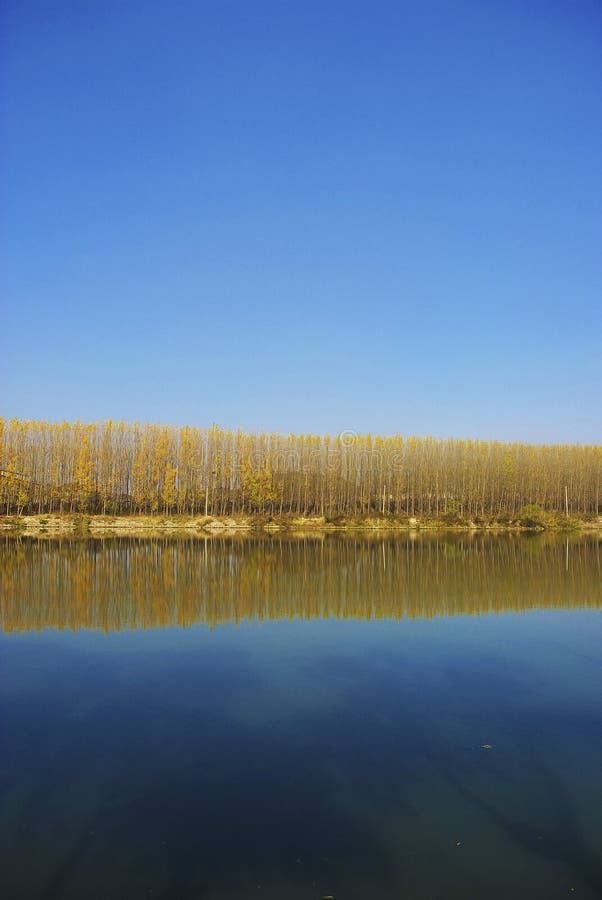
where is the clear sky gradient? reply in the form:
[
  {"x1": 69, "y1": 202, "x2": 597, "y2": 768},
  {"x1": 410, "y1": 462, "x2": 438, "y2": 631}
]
[{"x1": 2, "y1": 0, "x2": 601, "y2": 442}]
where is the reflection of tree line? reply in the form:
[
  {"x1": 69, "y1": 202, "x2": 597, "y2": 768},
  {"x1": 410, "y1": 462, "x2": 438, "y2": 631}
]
[{"x1": 1, "y1": 535, "x2": 601, "y2": 633}]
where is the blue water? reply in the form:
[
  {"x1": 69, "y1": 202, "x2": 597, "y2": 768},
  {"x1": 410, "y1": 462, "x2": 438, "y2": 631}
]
[{"x1": 1, "y1": 537, "x2": 601, "y2": 899}]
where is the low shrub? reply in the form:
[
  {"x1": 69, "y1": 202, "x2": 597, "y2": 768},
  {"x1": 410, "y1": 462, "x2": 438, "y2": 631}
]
[{"x1": 518, "y1": 504, "x2": 548, "y2": 529}]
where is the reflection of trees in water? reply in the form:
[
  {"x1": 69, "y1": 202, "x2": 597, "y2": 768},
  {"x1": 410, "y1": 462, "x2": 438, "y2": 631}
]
[{"x1": 1, "y1": 535, "x2": 601, "y2": 633}]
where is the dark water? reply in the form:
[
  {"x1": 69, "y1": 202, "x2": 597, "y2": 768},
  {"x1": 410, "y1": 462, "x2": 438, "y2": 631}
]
[{"x1": 1, "y1": 535, "x2": 601, "y2": 900}]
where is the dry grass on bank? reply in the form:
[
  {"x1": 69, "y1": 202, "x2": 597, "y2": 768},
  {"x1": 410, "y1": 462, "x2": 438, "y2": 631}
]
[{"x1": 1, "y1": 512, "x2": 601, "y2": 536}]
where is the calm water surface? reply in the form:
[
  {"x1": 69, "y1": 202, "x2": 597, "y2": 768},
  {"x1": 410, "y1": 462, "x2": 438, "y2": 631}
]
[{"x1": 1, "y1": 534, "x2": 601, "y2": 899}]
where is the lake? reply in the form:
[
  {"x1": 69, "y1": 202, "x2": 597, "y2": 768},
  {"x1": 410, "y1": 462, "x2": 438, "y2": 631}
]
[{"x1": 1, "y1": 534, "x2": 601, "y2": 899}]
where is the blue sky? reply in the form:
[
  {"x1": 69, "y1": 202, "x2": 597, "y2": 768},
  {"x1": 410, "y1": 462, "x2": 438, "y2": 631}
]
[{"x1": 2, "y1": 0, "x2": 601, "y2": 442}]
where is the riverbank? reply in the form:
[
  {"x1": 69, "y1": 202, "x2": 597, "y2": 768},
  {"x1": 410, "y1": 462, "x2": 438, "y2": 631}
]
[{"x1": 1, "y1": 512, "x2": 601, "y2": 536}]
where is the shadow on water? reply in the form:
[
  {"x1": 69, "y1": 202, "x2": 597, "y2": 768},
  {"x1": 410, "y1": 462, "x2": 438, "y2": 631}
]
[
  {"x1": 34, "y1": 762, "x2": 395, "y2": 900},
  {"x1": 426, "y1": 740, "x2": 602, "y2": 897}
]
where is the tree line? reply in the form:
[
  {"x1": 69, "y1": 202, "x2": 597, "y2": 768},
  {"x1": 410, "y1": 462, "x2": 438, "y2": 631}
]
[{"x1": 1, "y1": 418, "x2": 601, "y2": 518}]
